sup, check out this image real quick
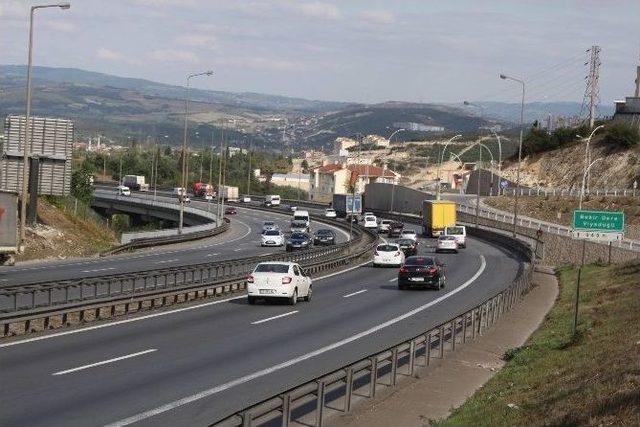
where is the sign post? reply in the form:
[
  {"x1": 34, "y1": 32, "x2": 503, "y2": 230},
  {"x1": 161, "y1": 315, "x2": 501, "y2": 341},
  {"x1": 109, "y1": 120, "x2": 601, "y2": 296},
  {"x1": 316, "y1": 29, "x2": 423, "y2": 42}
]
[{"x1": 570, "y1": 209, "x2": 625, "y2": 336}]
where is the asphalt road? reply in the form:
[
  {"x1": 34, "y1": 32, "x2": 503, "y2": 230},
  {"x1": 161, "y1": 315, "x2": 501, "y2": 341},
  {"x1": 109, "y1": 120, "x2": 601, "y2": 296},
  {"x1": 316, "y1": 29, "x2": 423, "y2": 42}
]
[
  {"x1": 0, "y1": 227, "x2": 525, "y2": 426},
  {"x1": 0, "y1": 194, "x2": 348, "y2": 287}
]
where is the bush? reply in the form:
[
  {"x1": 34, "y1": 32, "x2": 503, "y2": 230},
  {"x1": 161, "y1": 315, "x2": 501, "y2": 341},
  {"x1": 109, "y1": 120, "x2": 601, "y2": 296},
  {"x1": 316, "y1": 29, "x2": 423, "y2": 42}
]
[
  {"x1": 601, "y1": 123, "x2": 640, "y2": 149},
  {"x1": 520, "y1": 125, "x2": 586, "y2": 157},
  {"x1": 71, "y1": 166, "x2": 94, "y2": 204}
]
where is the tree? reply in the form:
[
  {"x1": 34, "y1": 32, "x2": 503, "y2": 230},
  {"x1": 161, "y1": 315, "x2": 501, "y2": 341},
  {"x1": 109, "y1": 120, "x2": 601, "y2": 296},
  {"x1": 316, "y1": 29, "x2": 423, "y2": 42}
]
[
  {"x1": 301, "y1": 159, "x2": 309, "y2": 173},
  {"x1": 602, "y1": 123, "x2": 640, "y2": 149},
  {"x1": 71, "y1": 166, "x2": 94, "y2": 204}
]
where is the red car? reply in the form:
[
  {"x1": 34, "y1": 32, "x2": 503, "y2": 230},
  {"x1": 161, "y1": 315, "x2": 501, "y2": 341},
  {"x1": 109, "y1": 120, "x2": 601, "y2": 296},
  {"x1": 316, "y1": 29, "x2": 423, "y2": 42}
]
[{"x1": 225, "y1": 207, "x2": 237, "y2": 215}]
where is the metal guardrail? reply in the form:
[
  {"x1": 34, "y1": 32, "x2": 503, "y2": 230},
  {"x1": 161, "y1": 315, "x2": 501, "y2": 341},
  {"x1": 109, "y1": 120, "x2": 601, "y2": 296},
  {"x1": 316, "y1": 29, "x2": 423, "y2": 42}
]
[
  {"x1": 457, "y1": 203, "x2": 640, "y2": 251},
  {"x1": 212, "y1": 216, "x2": 534, "y2": 427},
  {"x1": 1, "y1": 212, "x2": 377, "y2": 337},
  {"x1": 501, "y1": 187, "x2": 638, "y2": 198}
]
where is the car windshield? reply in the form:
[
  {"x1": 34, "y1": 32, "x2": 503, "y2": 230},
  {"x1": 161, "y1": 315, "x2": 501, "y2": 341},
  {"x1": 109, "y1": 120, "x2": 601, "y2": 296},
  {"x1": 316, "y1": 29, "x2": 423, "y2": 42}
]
[
  {"x1": 405, "y1": 257, "x2": 435, "y2": 266},
  {"x1": 377, "y1": 244, "x2": 399, "y2": 252},
  {"x1": 254, "y1": 263, "x2": 290, "y2": 273},
  {"x1": 264, "y1": 222, "x2": 275, "y2": 226},
  {"x1": 291, "y1": 220, "x2": 307, "y2": 227},
  {"x1": 264, "y1": 230, "x2": 280, "y2": 236},
  {"x1": 440, "y1": 235, "x2": 457, "y2": 241},
  {"x1": 316, "y1": 230, "x2": 333, "y2": 236},
  {"x1": 365, "y1": 216, "x2": 376, "y2": 221},
  {"x1": 446, "y1": 227, "x2": 464, "y2": 235},
  {"x1": 402, "y1": 230, "x2": 416, "y2": 235},
  {"x1": 290, "y1": 233, "x2": 307, "y2": 239},
  {"x1": 326, "y1": 209, "x2": 335, "y2": 213}
]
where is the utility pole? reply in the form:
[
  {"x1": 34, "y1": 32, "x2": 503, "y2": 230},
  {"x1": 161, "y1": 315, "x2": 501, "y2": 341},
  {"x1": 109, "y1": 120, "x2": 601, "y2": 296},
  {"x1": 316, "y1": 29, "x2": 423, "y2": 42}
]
[
  {"x1": 247, "y1": 141, "x2": 253, "y2": 197},
  {"x1": 216, "y1": 125, "x2": 224, "y2": 224},
  {"x1": 581, "y1": 46, "x2": 601, "y2": 129}
]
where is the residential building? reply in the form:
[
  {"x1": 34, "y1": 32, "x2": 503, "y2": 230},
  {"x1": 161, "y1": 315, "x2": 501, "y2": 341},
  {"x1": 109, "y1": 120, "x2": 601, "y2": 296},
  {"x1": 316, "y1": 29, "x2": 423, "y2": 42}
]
[{"x1": 310, "y1": 163, "x2": 400, "y2": 203}]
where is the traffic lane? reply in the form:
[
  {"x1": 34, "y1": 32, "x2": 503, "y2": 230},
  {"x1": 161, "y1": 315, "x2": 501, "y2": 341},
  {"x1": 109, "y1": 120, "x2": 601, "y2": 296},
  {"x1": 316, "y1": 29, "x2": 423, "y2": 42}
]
[{"x1": 0, "y1": 237, "x2": 518, "y2": 426}]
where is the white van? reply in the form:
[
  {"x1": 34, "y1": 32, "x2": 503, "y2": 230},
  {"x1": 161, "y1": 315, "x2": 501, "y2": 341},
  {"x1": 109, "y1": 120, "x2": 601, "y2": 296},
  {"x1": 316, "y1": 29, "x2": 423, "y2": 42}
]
[
  {"x1": 444, "y1": 225, "x2": 467, "y2": 248},
  {"x1": 293, "y1": 210, "x2": 310, "y2": 228},
  {"x1": 265, "y1": 194, "x2": 281, "y2": 206},
  {"x1": 117, "y1": 185, "x2": 131, "y2": 196}
]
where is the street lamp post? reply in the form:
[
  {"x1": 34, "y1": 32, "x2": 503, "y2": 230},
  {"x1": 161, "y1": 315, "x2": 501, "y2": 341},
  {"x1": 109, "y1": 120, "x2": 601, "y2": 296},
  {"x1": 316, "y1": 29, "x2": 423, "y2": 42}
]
[
  {"x1": 500, "y1": 73, "x2": 525, "y2": 237},
  {"x1": 436, "y1": 134, "x2": 462, "y2": 200},
  {"x1": 19, "y1": 2, "x2": 71, "y2": 247},
  {"x1": 388, "y1": 128, "x2": 405, "y2": 144},
  {"x1": 179, "y1": 70, "x2": 213, "y2": 234},
  {"x1": 388, "y1": 129, "x2": 405, "y2": 212},
  {"x1": 579, "y1": 158, "x2": 603, "y2": 210},
  {"x1": 578, "y1": 125, "x2": 604, "y2": 198}
]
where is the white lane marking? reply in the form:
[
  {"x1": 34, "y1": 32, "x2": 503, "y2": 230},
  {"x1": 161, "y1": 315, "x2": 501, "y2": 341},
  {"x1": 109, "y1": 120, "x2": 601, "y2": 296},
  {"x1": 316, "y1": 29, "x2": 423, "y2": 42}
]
[
  {"x1": 343, "y1": 289, "x2": 367, "y2": 298},
  {"x1": 52, "y1": 349, "x2": 157, "y2": 376},
  {"x1": 205, "y1": 253, "x2": 220, "y2": 257},
  {"x1": 81, "y1": 267, "x2": 116, "y2": 273},
  {"x1": 233, "y1": 249, "x2": 242, "y2": 252},
  {"x1": 0, "y1": 279, "x2": 8, "y2": 282},
  {"x1": 388, "y1": 277, "x2": 398, "y2": 282},
  {"x1": 0, "y1": 259, "x2": 373, "y2": 348},
  {"x1": 154, "y1": 259, "x2": 179, "y2": 265},
  {"x1": 106, "y1": 256, "x2": 487, "y2": 427},
  {"x1": 251, "y1": 311, "x2": 298, "y2": 325}
]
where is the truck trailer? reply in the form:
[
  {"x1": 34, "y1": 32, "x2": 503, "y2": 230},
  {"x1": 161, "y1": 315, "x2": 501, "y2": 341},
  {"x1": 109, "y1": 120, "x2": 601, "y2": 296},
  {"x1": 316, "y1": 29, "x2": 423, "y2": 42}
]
[
  {"x1": 219, "y1": 185, "x2": 239, "y2": 202},
  {"x1": 421, "y1": 200, "x2": 457, "y2": 237},
  {"x1": 333, "y1": 194, "x2": 362, "y2": 218},
  {"x1": 122, "y1": 175, "x2": 149, "y2": 191}
]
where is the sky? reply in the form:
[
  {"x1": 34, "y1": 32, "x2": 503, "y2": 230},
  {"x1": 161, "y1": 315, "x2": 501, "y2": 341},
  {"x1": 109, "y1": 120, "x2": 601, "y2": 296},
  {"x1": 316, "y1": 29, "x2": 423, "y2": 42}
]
[{"x1": 1, "y1": 0, "x2": 639, "y2": 105}]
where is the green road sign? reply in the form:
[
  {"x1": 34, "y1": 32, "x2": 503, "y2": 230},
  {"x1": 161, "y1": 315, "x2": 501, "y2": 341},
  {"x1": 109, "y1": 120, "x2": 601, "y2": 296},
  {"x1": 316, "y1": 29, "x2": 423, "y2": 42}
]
[{"x1": 572, "y1": 210, "x2": 625, "y2": 232}]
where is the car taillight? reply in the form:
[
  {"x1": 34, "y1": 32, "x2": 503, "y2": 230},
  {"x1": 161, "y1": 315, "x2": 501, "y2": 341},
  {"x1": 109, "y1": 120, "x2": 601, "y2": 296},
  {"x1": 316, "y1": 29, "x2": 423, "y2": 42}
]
[
  {"x1": 427, "y1": 267, "x2": 437, "y2": 275},
  {"x1": 247, "y1": 275, "x2": 254, "y2": 283},
  {"x1": 374, "y1": 251, "x2": 379, "y2": 256},
  {"x1": 394, "y1": 251, "x2": 401, "y2": 257},
  {"x1": 399, "y1": 267, "x2": 408, "y2": 274},
  {"x1": 282, "y1": 276, "x2": 293, "y2": 284}
]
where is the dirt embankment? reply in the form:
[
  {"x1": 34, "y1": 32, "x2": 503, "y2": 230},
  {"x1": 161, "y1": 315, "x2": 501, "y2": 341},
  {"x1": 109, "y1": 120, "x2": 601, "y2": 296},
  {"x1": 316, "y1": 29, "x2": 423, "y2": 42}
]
[
  {"x1": 484, "y1": 195, "x2": 640, "y2": 239},
  {"x1": 17, "y1": 198, "x2": 117, "y2": 263}
]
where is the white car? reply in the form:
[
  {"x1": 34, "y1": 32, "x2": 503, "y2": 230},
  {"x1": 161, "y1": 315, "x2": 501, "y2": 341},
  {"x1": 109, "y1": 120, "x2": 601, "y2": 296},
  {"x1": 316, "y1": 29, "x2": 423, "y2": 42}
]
[
  {"x1": 373, "y1": 243, "x2": 405, "y2": 267},
  {"x1": 378, "y1": 219, "x2": 392, "y2": 233},
  {"x1": 205, "y1": 194, "x2": 213, "y2": 201},
  {"x1": 364, "y1": 212, "x2": 375, "y2": 217},
  {"x1": 247, "y1": 262, "x2": 312, "y2": 305},
  {"x1": 436, "y1": 235, "x2": 458, "y2": 253},
  {"x1": 116, "y1": 185, "x2": 130, "y2": 196},
  {"x1": 178, "y1": 194, "x2": 191, "y2": 203},
  {"x1": 324, "y1": 208, "x2": 337, "y2": 218},
  {"x1": 363, "y1": 215, "x2": 378, "y2": 229},
  {"x1": 400, "y1": 229, "x2": 418, "y2": 242},
  {"x1": 444, "y1": 225, "x2": 467, "y2": 248},
  {"x1": 261, "y1": 230, "x2": 284, "y2": 247},
  {"x1": 242, "y1": 196, "x2": 251, "y2": 203},
  {"x1": 289, "y1": 205, "x2": 298, "y2": 212}
]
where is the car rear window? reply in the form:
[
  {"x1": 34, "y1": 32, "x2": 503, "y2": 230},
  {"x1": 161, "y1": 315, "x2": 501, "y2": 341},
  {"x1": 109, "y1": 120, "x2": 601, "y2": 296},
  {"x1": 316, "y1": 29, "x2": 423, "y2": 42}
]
[
  {"x1": 381, "y1": 220, "x2": 392, "y2": 225},
  {"x1": 264, "y1": 230, "x2": 280, "y2": 236},
  {"x1": 446, "y1": 227, "x2": 464, "y2": 235},
  {"x1": 291, "y1": 232, "x2": 307, "y2": 239},
  {"x1": 402, "y1": 230, "x2": 416, "y2": 234},
  {"x1": 405, "y1": 257, "x2": 435, "y2": 266},
  {"x1": 396, "y1": 239, "x2": 414, "y2": 245},
  {"x1": 291, "y1": 220, "x2": 307, "y2": 226},
  {"x1": 440, "y1": 235, "x2": 457, "y2": 240},
  {"x1": 316, "y1": 229, "x2": 333, "y2": 236},
  {"x1": 365, "y1": 216, "x2": 376, "y2": 221},
  {"x1": 377, "y1": 244, "x2": 399, "y2": 252},
  {"x1": 264, "y1": 222, "x2": 275, "y2": 226},
  {"x1": 255, "y1": 264, "x2": 290, "y2": 273}
]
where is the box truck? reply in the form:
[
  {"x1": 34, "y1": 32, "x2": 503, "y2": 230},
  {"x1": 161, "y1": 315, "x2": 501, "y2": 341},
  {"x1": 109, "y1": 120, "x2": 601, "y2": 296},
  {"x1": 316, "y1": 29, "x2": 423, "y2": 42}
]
[
  {"x1": 265, "y1": 194, "x2": 281, "y2": 206},
  {"x1": 193, "y1": 182, "x2": 214, "y2": 198},
  {"x1": 422, "y1": 200, "x2": 456, "y2": 237},
  {"x1": 219, "y1": 185, "x2": 239, "y2": 202},
  {"x1": 333, "y1": 194, "x2": 362, "y2": 218},
  {"x1": 122, "y1": 175, "x2": 149, "y2": 191}
]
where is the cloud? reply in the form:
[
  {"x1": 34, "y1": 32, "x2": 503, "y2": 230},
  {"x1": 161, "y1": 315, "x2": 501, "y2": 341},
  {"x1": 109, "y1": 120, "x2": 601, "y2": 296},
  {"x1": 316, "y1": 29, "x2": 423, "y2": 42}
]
[
  {"x1": 44, "y1": 20, "x2": 77, "y2": 33},
  {"x1": 360, "y1": 10, "x2": 395, "y2": 25},
  {"x1": 147, "y1": 49, "x2": 200, "y2": 63},
  {"x1": 97, "y1": 48, "x2": 125, "y2": 61},
  {"x1": 177, "y1": 34, "x2": 217, "y2": 48},
  {"x1": 219, "y1": 56, "x2": 305, "y2": 72},
  {"x1": 130, "y1": 0, "x2": 196, "y2": 6},
  {"x1": 295, "y1": 1, "x2": 341, "y2": 20}
]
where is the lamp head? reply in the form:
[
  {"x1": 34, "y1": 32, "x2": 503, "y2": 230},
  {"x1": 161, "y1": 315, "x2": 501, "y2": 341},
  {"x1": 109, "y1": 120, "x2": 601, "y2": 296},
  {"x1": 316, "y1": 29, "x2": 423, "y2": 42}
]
[
  {"x1": 58, "y1": 3, "x2": 71, "y2": 9},
  {"x1": 463, "y1": 101, "x2": 470, "y2": 106},
  {"x1": 499, "y1": 74, "x2": 507, "y2": 80}
]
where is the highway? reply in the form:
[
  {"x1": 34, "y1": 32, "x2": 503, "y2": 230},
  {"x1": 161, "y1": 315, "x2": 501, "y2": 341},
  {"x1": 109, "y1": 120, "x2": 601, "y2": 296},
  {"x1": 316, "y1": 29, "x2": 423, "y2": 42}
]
[
  {"x1": 0, "y1": 193, "x2": 347, "y2": 286},
  {"x1": 0, "y1": 222, "x2": 525, "y2": 426}
]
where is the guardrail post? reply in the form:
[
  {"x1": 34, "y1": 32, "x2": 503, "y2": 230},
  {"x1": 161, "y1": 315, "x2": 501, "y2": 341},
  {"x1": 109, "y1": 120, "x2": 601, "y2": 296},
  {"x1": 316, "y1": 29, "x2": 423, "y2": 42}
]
[
  {"x1": 472, "y1": 308, "x2": 477, "y2": 339},
  {"x1": 344, "y1": 368, "x2": 354, "y2": 412},
  {"x1": 369, "y1": 357, "x2": 378, "y2": 397},
  {"x1": 281, "y1": 393, "x2": 291, "y2": 426},
  {"x1": 242, "y1": 411, "x2": 253, "y2": 427},
  {"x1": 462, "y1": 312, "x2": 468, "y2": 343},
  {"x1": 439, "y1": 326, "x2": 445, "y2": 358},
  {"x1": 451, "y1": 319, "x2": 457, "y2": 351},
  {"x1": 408, "y1": 340, "x2": 416, "y2": 376},
  {"x1": 390, "y1": 348, "x2": 398, "y2": 386},
  {"x1": 426, "y1": 333, "x2": 432, "y2": 366},
  {"x1": 315, "y1": 381, "x2": 325, "y2": 427}
]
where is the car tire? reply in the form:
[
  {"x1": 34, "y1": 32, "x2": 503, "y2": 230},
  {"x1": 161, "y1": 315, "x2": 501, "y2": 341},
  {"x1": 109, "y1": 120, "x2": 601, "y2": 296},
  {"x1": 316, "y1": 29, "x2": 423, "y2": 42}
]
[
  {"x1": 398, "y1": 282, "x2": 407, "y2": 290},
  {"x1": 440, "y1": 276, "x2": 446, "y2": 289},
  {"x1": 248, "y1": 296, "x2": 256, "y2": 305},
  {"x1": 288, "y1": 289, "x2": 298, "y2": 305},
  {"x1": 304, "y1": 285, "x2": 312, "y2": 302}
]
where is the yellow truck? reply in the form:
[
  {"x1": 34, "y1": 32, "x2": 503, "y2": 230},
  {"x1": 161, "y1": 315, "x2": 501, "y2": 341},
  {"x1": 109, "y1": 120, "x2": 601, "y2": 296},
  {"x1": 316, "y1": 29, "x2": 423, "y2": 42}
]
[{"x1": 421, "y1": 200, "x2": 457, "y2": 237}]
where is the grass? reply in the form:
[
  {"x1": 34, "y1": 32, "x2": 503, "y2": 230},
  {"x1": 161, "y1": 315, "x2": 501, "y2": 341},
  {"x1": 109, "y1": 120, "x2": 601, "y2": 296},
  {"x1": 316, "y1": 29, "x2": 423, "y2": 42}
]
[{"x1": 436, "y1": 261, "x2": 640, "y2": 427}]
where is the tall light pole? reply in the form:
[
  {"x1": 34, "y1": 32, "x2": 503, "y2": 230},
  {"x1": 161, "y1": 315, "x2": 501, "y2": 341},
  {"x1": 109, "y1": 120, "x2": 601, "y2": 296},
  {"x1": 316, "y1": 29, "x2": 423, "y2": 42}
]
[
  {"x1": 577, "y1": 125, "x2": 604, "y2": 196},
  {"x1": 388, "y1": 128, "x2": 405, "y2": 144},
  {"x1": 179, "y1": 70, "x2": 213, "y2": 234},
  {"x1": 463, "y1": 100, "x2": 485, "y2": 118},
  {"x1": 436, "y1": 134, "x2": 462, "y2": 200},
  {"x1": 579, "y1": 158, "x2": 603, "y2": 209},
  {"x1": 500, "y1": 73, "x2": 525, "y2": 237},
  {"x1": 19, "y1": 2, "x2": 71, "y2": 247}
]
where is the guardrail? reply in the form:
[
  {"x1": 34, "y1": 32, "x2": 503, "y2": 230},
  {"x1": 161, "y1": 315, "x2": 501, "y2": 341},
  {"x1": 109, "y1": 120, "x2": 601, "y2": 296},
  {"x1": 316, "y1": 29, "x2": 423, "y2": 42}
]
[
  {"x1": 457, "y1": 203, "x2": 640, "y2": 252},
  {"x1": 501, "y1": 187, "x2": 638, "y2": 198},
  {"x1": 212, "y1": 215, "x2": 534, "y2": 427},
  {"x1": 1, "y1": 212, "x2": 377, "y2": 337}
]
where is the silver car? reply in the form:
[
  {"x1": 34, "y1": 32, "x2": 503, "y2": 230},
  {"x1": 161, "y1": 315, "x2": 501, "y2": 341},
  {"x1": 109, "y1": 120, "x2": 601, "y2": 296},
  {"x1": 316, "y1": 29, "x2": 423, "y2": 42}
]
[
  {"x1": 262, "y1": 221, "x2": 279, "y2": 233},
  {"x1": 435, "y1": 235, "x2": 458, "y2": 253}
]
